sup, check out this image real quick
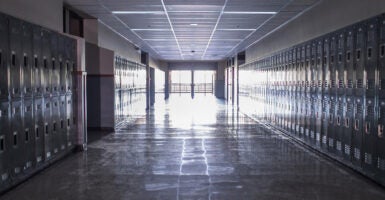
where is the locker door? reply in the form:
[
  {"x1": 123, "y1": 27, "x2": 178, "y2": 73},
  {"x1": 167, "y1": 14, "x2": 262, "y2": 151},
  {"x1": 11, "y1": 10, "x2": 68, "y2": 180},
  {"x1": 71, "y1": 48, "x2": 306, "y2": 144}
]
[
  {"x1": 34, "y1": 98, "x2": 44, "y2": 165},
  {"x1": 32, "y1": 25, "x2": 42, "y2": 97},
  {"x1": 328, "y1": 96, "x2": 337, "y2": 152},
  {"x1": 23, "y1": 99, "x2": 35, "y2": 171},
  {"x1": 343, "y1": 96, "x2": 354, "y2": 160},
  {"x1": 66, "y1": 94, "x2": 74, "y2": 147},
  {"x1": 322, "y1": 37, "x2": 330, "y2": 149},
  {"x1": 0, "y1": 101, "x2": 11, "y2": 184},
  {"x1": 9, "y1": 18, "x2": 23, "y2": 99},
  {"x1": 21, "y1": 22, "x2": 33, "y2": 98},
  {"x1": 41, "y1": 29, "x2": 51, "y2": 97},
  {"x1": 10, "y1": 100, "x2": 24, "y2": 176},
  {"x1": 346, "y1": 30, "x2": 355, "y2": 96},
  {"x1": 59, "y1": 95, "x2": 67, "y2": 152},
  {"x1": 0, "y1": 14, "x2": 10, "y2": 101},
  {"x1": 50, "y1": 33, "x2": 59, "y2": 96},
  {"x1": 58, "y1": 35, "x2": 67, "y2": 95},
  {"x1": 363, "y1": 18, "x2": 380, "y2": 172},
  {"x1": 377, "y1": 15, "x2": 385, "y2": 178},
  {"x1": 352, "y1": 96, "x2": 364, "y2": 167},
  {"x1": 43, "y1": 98, "x2": 52, "y2": 160},
  {"x1": 51, "y1": 96, "x2": 60, "y2": 155},
  {"x1": 355, "y1": 24, "x2": 366, "y2": 97}
]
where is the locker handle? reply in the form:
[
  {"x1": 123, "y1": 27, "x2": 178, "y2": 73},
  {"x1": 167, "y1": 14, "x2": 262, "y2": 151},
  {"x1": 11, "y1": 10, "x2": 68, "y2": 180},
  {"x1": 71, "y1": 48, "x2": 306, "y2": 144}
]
[
  {"x1": 378, "y1": 124, "x2": 384, "y2": 138},
  {"x1": 345, "y1": 118, "x2": 349, "y2": 127},
  {"x1": 365, "y1": 122, "x2": 370, "y2": 134},
  {"x1": 367, "y1": 47, "x2": 372, "y2": 59},
  {"x1": 381, "y1": 44, "x2": 385, "y2": 57},
  {"x1": 354, "y1": 119, "x2": 359, "y2": 131},
  {"x1": 337, "y1": 116, "x2": 341, "y2": 126}
]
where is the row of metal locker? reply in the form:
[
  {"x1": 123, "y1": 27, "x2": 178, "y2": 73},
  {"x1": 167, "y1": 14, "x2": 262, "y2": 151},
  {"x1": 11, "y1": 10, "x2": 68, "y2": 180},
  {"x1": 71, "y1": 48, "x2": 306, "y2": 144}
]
[
  {"x1": 0, "y1": 12, "x2": 77, "y2": 192},
  {"x1": 239, "y1": 14, "x2": 385, "y2": 185},
  {"x1": 0, "y1": 13, "x2": 76, "y2": 101},
  {"x1": 114, "y1": 56, "x2": 147, "y2": 125},
  {"x1": 114, "y1": 56, "x2": 146, "y2": 90}
]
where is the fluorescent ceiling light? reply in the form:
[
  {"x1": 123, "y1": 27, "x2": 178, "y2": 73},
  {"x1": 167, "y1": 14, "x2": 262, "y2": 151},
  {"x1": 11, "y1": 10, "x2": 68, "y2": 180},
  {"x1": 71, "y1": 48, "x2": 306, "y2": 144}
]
[
  {"x1": 112, "y1": 11, "x2": 164, "y2": 14},
  {"x1": 168, "y1": 11, "x2": 219, "y2": 13},
  {"x1": 132, "y1": 29, "x2": 170, "y2": 31},
  {"x1": 223, "y1": 11, "x2": 277, "y2": 14},
  {"x1": 190, "y1": 23, "x2": 198, "y2": 26},
  {"x1": 217, "y1": 29, "x2": 256, "y2": 31}
]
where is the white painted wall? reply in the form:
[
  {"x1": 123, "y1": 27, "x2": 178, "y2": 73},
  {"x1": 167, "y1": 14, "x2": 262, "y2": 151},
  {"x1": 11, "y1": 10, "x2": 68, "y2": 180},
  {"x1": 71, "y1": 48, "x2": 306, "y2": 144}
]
[
  {"x1": 0, "y1": 0, "x2": 63, "y2": 32},
  {"x1": 246, "y1": 0, "x2": 385, "y2": 63}
]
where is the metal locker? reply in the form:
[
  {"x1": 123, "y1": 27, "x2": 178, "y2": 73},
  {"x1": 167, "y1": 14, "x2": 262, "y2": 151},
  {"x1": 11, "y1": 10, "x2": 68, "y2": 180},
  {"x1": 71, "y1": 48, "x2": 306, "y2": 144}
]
[
  {"x1": 50, "y1": 33, "x2": 59, "y2": 96},
  {"x1": 9, "y1": 18, "x2": 23, "y2": 99},
  {"x1": 328, "y1": 96, "x2": 337, "y2": 152},
  {"x1": 377, "y1": 99, "x2": 385, "y2": 175},
  {"x1": 0, "y1": 101, "x2": 11, "y2": 183},
  {"x1": 33, "y1": 98, "x2": 44, "y2": 165},
  {"x1": 66, "y1": 94, "x2": 74, "y2": 147},
  {"x1": 355, "y1": 23, "x2": 367, "y2": 97},
  {"x1": 363, "y1": 97, "x2": 377, "y2": 171},
  {"x1": 21, "y1": 22, "x2": 33, "y2": 98},
  {"x1": 346, "y1": 29, "x2": 355, "y2": 96},
  {"x1": 335, "y1": 96, "x2": 346, "y2": 156},
  {"x1": 336, "y1": 31, "x2": 346, "y2": 96},
  {"x1": 10, "y1": 100, "x2": 24, "y2": 176},
  {"x1": 352, "y1": 96, "x2": 364, "y2": 167},
  {"x1": 377, "y1": 15, "x2": 385, "y2": 177},
  {"x1": 51, "y1": 96, "x2": 61, "y2": 155},
  {"x1": 23, "y1": 99, "x2": 35, "y2": 171},
  {"x1": 59, "y1": 95, "x2": 67, "y2": 151},
  {"x1": 343, "y1": 96, "x2": 354, "y2": 160},
  {"x1": 330, "y1": 36, "x2": 337, "y2": 95},
  {"x1": 43, "y1": 97, "x2": 53, "y2": 160},
  {"x1": 32, "y1": 25, "x2": 43, "y2": 97},
  {"x1": 41, "y1": 29, "x2": 52, "y2": 97},
  {"x1": 58, "y1": 35, "x2": 66, "y2": 95},
  {"x1": 365, "y1": 19, "x2": 379, "y2": 98},
  {"x1": 0, "y1": 14, "x2": 10, "y2": 101}
]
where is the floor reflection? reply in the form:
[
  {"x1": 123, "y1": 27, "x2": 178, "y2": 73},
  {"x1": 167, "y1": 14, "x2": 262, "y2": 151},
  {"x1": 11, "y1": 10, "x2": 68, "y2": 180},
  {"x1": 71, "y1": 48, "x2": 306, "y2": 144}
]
[{"x1": 2, "y1": 94, "x2": 385, "y2": 200}]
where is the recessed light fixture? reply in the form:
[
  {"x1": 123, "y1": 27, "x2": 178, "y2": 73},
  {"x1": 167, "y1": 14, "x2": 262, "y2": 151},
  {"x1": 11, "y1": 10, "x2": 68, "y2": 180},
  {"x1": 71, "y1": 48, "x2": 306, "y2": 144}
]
[
  {"x1": 190, "y1": 23, "x2": 198, "y2": 26},
  {"x1": 112, "y1": 11, "x2": 164, "y2": 14},
  {"x1": 223, "y1": 11, "x2": 277, "y2": 15}
]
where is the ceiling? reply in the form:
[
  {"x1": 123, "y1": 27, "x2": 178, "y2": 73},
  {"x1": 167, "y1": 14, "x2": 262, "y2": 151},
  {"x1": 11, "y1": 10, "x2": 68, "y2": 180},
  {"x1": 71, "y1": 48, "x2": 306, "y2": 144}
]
[{"x1": 65, "y1": 0, "x2": 320, "y2": 61}]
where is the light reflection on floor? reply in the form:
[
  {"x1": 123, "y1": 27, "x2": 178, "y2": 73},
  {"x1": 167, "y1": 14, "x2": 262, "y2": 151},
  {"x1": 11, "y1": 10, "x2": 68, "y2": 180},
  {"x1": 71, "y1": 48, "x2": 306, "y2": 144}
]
[{"x1": 2, "y1": 94, "x2": 385, "y2": 200}]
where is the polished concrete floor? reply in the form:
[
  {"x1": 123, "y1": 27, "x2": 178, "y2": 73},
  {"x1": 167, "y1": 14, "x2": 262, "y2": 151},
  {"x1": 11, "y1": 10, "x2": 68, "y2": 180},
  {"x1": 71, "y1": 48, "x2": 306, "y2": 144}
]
[{"x1": 2, "y1": 94, "x2": 385, "y2": 200}]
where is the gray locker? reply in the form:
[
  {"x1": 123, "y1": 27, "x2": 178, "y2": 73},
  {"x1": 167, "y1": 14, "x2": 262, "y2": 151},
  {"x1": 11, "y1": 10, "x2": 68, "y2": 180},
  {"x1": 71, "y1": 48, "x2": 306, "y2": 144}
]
[
  {"x1": 59, "y1": 95, "x2": 67, "y2": 151},
  {"x1": 41, "y1": 29, "x2": 51, "y2": 97},
  {"x1": 34, "y1": 98, "x2": 44, "y2": 165},
  {"x1": 0, "y1": 101, "x2": 11, "y2": 183},
  {"x1": 352, "y1": 96, "x2": 364, "y2": 167},
  {"x1": 50, "y1": 33, "x2": 59, "y2": 96},
  {"x1": 9, "y1": 18, "x2": 23, "y2": 99},
  {"x1": 21, "y1": 22, "x2": 33, "y2": 98},
  {"x1": 0, "y1": 14, "x2": 10, "y2": 101},
  {"x1": 363, "y1": 97, "x2": 377, "y2": 171},
  {"x1": 43, "y1": 98, "x2": 52, "y2": 160},
  {"x1": 51, "y1": 96, "x2": 60, "y2": 155},
  {"x1": 345, "y1": 30, "x2": 355, "y2": 96},
  {"x1": 10, "y1": 100, "x2": 24, "y2": 176},
  {"x1": 355, "y1": 24, "x2": 366, "y2": 97},
  {"x1": 365, "y1": 19, "x2": 379, "y2": 98},
  {"x1": 336, "y1": 32, "x2": 345, "y2": 96},
  {"x1": 32, "y1": 25, "x2": 42, "y2": 97},
  {"x1": 23, "y1": 99, "x2": 35, "y2": 171},
  {"x1": 343, "y1": 96, "x2": 353, "y2": 160},
  {"x1": 66, "y1": 94, "x2": 74, "y2": 147},
  {"x1": 58, "y1": 35, "x2": 66, "y2": 94},
  {"x1": 377, "y1": 15, "x2": 385, "y2": 177},
  {"x1": 328, "y1": 96, "x2": 337, "y2": 152}
]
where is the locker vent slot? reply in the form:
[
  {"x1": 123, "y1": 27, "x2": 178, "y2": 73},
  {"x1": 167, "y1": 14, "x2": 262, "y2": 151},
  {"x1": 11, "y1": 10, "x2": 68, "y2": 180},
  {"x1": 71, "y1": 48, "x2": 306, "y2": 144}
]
[
  {"x1": 23, "y1": 55, "x2": 28, "y2": 67},
  {"x1": 367, "y1": 47, "x2": 372, "y2": 59},
  {"x1": 357, "y1": 79, "x2": 363, "y2": 88},
  {"x1": 357, "y1": 49, "x2": 361, "y2": 60},
  {"x1": 347, "y1": 80, "x2": 353, "y2": 88},
  {"x1": 367, "y1": 79, "x2": 375, "y2": 90}
]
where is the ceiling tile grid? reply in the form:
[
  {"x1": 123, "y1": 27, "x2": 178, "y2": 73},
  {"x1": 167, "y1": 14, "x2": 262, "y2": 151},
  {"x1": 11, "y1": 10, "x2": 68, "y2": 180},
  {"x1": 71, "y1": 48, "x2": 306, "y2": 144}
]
[{"x1": 65, "y1": 0, "x2": 320, "y2": 61}]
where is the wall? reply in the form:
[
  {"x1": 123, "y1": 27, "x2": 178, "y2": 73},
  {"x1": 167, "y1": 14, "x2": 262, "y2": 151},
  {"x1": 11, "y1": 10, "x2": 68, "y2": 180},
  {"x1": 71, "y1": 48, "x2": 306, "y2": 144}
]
[
  {"x1": 246, "y1": 0, "x2": 385, "y2": 63},
  {"x1": 215, "y1": 61, "x2": 226, "y2": 99},
  {"x1": 0, "y1": 0, "x2": 63, "y2": 32},
  {"x1": 98, "y1": 22, "x2": 140, "y2": 63}
]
